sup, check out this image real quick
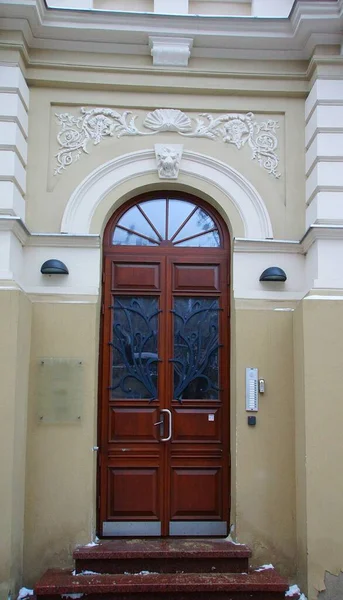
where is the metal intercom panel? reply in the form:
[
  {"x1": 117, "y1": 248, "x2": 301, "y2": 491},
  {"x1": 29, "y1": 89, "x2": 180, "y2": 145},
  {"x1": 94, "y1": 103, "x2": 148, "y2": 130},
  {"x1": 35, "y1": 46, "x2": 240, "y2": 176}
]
[{"x1": 246, "y1": 367, "x2": 258, "y2": 412}]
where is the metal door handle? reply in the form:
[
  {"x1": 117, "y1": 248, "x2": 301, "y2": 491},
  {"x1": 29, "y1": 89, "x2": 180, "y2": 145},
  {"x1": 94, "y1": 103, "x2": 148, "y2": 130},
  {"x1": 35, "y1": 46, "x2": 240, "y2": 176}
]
[{"x1": 160, "y1": 409, "x2": 172, "y2": 442}]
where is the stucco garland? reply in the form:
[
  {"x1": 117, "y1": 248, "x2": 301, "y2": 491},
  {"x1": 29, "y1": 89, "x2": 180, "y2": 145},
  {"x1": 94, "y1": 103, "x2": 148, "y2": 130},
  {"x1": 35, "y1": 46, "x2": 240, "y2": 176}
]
[
  {"x1": 55, "y1": 107, "x2": 281, "y2": 178},
  {"x1": 61, "y1": 149, "x2": 273, "y2": 240}
]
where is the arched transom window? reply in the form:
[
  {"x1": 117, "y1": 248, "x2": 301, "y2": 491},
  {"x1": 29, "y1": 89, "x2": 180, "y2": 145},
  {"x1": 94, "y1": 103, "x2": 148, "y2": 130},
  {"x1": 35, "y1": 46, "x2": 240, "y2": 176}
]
[{"x1": 112, "y1": 197, "x2": 221, "y2": 247}]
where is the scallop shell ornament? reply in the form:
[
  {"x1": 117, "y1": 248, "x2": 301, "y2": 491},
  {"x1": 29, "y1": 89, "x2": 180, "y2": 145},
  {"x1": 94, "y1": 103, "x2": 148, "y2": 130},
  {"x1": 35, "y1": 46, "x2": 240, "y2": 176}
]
[{"x1": 144, "y1": 109, "x2": 192, "y2": 133}]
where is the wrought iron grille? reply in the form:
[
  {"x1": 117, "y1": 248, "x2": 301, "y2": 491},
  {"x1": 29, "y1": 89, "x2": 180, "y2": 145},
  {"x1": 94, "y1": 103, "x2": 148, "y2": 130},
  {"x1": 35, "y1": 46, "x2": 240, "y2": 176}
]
[
  {"x1": 109, "y1": 297, "x2": 160, "y2": 401},
  {"x1": 171, "y1": 298, "x2": 222, "y2": 402}
]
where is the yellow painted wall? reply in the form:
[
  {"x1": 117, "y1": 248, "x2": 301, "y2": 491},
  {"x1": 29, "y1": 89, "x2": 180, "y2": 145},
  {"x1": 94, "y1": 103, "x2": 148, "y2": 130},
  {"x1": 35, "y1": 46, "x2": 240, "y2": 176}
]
[
  {"x1": 23, "y1": 301, "x2": 99, "y2": 586},
  {"x1": 0, "y1": 290, "x2": 31, "y2": 600},
  {"x1": 294, "y1": 298, "x2": 343, "y2": 600},
  {"x1": 21, "y1": 296, "x2": 298, "y2": 584},
  {"x1": 234, "y1": 302, "x2": 296, "y2": 578}
]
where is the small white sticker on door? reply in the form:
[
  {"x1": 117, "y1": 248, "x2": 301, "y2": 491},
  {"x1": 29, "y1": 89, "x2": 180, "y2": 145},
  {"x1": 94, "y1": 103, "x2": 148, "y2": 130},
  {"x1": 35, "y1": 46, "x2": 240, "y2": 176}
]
[{"x1": 208, "y1": 414, "x2": 215, "y2": 421}]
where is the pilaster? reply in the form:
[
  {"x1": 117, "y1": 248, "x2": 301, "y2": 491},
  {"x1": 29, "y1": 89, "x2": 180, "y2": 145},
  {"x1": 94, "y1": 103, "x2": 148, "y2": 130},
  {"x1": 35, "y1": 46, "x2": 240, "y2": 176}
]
[
  {"x1": 0, "y1": 64, "x2": 28, "y2": 220},
  {"x1": 296, "y1": 44, "x2": 343, "y2": 600},
  {"x1": 305, "y1": 48, "x2": 343, "y2": 291},
  {"x1": 294, "y1": 293, "x2": 343, "y2": 600},
  {"x1": 0, "y1": 61, "x2": 31, "y2": 600},
  {"x1": 305, "y1": 55, "x2": 343, "y2": 228}
]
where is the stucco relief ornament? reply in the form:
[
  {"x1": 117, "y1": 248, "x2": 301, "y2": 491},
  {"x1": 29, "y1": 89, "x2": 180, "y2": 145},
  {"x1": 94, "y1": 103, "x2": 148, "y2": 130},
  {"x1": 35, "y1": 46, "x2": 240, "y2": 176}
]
[
  {"x1": 154, "y1": 144, "x2": 183, "y2": 179},
  {"x1": 54, "y1": 107, "x2": 280, "y2": 178}
]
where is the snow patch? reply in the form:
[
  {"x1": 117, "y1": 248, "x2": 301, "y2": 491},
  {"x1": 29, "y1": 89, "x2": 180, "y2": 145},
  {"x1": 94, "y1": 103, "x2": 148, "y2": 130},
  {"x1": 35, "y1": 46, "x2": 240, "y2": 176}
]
[
  {"x1": 223, "y1": 535, "x2": 246, "y2": 546},
  {"x1": 61, "y1": 595, "x2": 84, "y2": 599},
  {"x1": 285, "y1": 584, "x2": 307, "y2": 599},
  {"x1": 17, "y1": 589, "x2": 34, "y2": 600},
  {"x1": 255, "y1": 564, "x2": 274, "y2": 572},
  {"x1": 85, "y1": 541, "x2": 99, "y2": 547},
  {"x1": 124, "y1": 571, "x2": 158, "y2": 576},
  {"x1": 78, "y1": 571, "x2": 100, "y2": 576},
  {"x1": 286, "y1": 585, "x2": 301, "y2": 597}
]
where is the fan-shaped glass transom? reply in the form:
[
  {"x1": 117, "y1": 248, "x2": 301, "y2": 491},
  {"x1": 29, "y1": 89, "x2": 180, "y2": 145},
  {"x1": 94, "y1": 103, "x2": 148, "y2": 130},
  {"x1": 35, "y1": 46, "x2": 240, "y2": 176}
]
[{"x1": 112, "y1": 198, "x2": 221, "y2": 247}]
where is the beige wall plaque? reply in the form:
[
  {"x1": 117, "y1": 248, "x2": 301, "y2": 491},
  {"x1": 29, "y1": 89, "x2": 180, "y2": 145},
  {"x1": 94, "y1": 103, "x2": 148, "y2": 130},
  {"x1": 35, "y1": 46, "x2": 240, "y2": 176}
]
[{"x1": 35, "y1": 358, "x2": 84, "y2": 423}]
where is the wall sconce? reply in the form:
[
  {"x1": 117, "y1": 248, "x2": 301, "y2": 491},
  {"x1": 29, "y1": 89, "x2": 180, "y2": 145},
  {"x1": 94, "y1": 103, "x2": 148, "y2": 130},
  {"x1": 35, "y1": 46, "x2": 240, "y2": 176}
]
[
  {"x1": 40, "y1": 259, "x2": 69, "y2": 275},
  {"x1": 259, "y1": 267, "x2": 287, "y2": 282}
]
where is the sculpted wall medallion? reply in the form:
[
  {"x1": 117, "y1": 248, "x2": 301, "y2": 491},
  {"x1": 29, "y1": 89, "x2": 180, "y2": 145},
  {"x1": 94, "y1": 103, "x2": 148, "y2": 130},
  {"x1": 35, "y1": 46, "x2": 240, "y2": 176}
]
[{"x1": 154, "y1": 144, "x2": 183, "y2": 179}]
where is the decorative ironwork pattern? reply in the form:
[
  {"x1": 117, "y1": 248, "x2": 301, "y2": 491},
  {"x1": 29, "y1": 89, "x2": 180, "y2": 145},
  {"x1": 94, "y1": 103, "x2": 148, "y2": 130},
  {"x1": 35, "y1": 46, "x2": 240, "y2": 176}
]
[
  {"x1": 109, "y1": 297, "x2": 160, "y2": 401},
  {"x1": 54, "y1": 107, "x2": 280, "y2": 177},
  {"x1": 171, "y1": 298, "x2": 221, "y2": 402}
]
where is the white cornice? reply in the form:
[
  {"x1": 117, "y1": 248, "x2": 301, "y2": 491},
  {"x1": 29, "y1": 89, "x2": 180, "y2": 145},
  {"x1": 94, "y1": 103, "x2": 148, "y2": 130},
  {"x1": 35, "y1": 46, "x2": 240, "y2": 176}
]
[
  {"x1": 301, "y1": 224, "x2": 343, "y2": 253},
  {"x1": 28, "y1": 232, "x2": 101, "y2": 247},
  {"x1": 0, "y1": 215, "x2": 29, "y2": 245},
  {"x1": 1, "y1": 217, "x2": 343, "y2": 257},
  {"x1": 0, "y1": 0, "x2": 342, "y2": 62},
  {"x1": 234, "y1": 238, "x2": 302, "y2": 253},
  {"x1": 0, "y1": 216, "x2": 101, "y2": 247},
  {"x1": 235, "y1": 225, "x2": 343, "y2": 254}
]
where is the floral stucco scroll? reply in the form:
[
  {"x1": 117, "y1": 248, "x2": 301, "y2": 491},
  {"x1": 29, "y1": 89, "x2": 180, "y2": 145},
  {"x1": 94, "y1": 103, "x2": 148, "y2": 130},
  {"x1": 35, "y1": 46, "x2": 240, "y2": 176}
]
[{"x1": 54, "y1": 107, "x2": 280, "y2": 178}]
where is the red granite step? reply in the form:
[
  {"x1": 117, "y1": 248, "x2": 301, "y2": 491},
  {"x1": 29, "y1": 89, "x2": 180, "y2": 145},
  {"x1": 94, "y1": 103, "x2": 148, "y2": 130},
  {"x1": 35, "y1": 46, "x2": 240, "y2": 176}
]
[
  {"x1": 35, "y1": 568, "x2": 288, "y2": 600},
  {"x1": 73, "y1": 539, "x2": 251, "y2": 574}
]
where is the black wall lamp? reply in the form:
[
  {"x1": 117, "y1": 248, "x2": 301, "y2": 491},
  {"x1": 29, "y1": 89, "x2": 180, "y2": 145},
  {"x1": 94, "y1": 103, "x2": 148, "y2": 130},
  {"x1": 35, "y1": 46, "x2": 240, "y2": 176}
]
[
  {"x1": 40, "y1": 259, "x2": 69, "y2": 275},
  {"x1": 259, "y1": 267, "x2": 287, "y2": 282}
]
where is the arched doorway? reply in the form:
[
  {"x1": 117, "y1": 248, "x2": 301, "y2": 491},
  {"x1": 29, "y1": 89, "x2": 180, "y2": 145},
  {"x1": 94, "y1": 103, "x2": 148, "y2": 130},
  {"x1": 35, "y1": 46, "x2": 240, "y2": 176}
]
[{"x1": 98, "y1": 191, "x2": 230, "y2": 537}]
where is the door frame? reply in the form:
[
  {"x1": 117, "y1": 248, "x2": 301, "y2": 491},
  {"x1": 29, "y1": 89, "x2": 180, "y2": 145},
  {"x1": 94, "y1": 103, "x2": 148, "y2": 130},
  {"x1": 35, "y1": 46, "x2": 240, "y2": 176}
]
[{"x1": 96, "y1": 191, "x2": 231, "y2": 537}]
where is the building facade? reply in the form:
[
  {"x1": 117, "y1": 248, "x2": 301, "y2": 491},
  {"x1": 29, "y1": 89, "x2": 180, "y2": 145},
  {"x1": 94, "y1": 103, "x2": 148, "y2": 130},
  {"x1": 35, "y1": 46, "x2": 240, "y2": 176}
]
[{"x1": 0, "y1": 1, "x2": 343, "y2": 599}]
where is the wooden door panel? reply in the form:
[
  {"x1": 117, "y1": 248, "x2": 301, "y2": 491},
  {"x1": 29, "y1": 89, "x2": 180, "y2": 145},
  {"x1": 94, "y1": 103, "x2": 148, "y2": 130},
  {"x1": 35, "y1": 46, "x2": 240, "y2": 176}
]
[
  {"x1": 166, "y1": 255, "x2": 229, "y2": 532},
  {"x1": 99, "y1": 255, "x2": 166, "y2": 535},
  {"x1": 108, "y1": 407, "x2": 160, "y2": 442},
  {"x1": 170, "y1": 466, "x2": 222, "y2": 519},
  {"x1": 172, "y1": 408, "x2": 221, "y2": 442},
  {"x1": 173, "y1": 264, "x2": 220, "y2": 291},
  {"x1": 112, "y1": 262, "x2": 160, "y2": 290},
  {"x1": 99, "y1": 244, "x2": 229, "y2": 537},
  {"x1": 107, "y1": 466, "x2": 161, "y2": 520}
]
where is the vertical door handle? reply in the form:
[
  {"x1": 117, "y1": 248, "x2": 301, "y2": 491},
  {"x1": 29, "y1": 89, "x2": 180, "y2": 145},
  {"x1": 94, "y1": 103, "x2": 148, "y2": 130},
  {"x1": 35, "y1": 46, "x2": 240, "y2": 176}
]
[{"x1": 160, "y1": 409, "x2": 172, "y2": 442}]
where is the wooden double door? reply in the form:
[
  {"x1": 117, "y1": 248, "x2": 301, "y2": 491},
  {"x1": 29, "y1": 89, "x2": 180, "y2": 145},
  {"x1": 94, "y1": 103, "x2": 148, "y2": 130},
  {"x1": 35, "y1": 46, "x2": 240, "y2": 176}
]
[{"x1": 98, "y1": 201, "x2": 230, "y2": 537}]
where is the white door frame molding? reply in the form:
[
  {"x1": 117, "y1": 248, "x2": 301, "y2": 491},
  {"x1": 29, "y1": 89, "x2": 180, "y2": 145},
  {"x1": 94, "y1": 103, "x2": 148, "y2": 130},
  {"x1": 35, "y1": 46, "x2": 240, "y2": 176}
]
[{"x1": 61, "y1": 149, "x2": 273, "y2": 239}]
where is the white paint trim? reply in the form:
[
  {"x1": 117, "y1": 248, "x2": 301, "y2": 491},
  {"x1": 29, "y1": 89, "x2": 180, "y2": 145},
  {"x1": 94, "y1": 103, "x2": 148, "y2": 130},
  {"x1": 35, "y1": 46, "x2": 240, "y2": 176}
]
[
  {"x1": 0, "y1": 122, "x2": 27, "y2": 166},
  {"x1": 0, "y1": 150, "x2": 26, "y2": 196},
  {"x1": 305, "y1": 80, "x2": 343, "y2": 121},
  {"x1": 0, "y1": 66, "x2": 29, "y2": 111},
  {"x1": 0, "y1": 93, "x2": 28, "y2": 139},
  {"x1": 61, "y1": 149, "x2": 273, "y2": 239},
  {"x1": 0, "y1": 182, "x2": 26, "y2": 220}
]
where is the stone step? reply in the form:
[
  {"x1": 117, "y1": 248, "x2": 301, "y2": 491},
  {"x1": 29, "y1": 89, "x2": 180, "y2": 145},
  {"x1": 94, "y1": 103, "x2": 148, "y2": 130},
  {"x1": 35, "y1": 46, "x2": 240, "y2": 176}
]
[
  {"x1": 35, "y1": 568, "x2": 289, "y2": 600},
  {"x1": 73, "y1": 539, "x2": 251, "y2": 574}
]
